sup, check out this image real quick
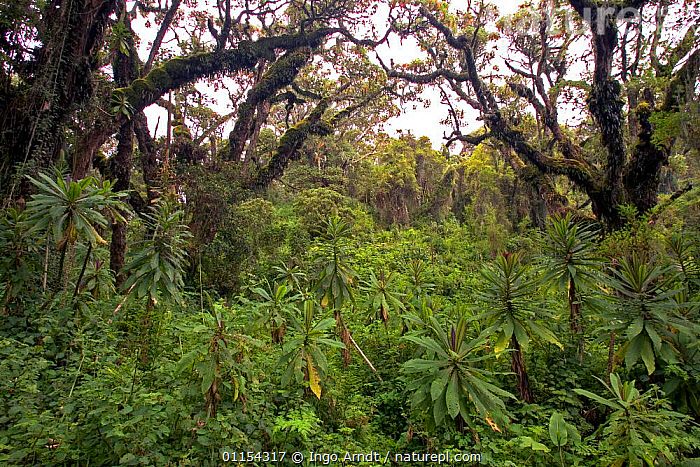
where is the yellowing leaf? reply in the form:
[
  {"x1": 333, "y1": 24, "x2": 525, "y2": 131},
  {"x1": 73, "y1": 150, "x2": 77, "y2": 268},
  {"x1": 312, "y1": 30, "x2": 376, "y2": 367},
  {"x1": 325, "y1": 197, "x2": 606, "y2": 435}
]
[
  {"x1": 307, "y1": 355, "x2": 322, "y2": 399},
  {"x1": 494, "y1": 332, "x2": 508, "y2": 357},
  {"x1": 486, "y1": 414, "x2": 502, "y2": 433}
]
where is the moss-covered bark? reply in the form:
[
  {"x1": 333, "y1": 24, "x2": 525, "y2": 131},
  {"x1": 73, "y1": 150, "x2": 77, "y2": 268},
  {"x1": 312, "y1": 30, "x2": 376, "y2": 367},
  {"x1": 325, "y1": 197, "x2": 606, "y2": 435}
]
[
  {"x1": 110, "y1": 121, "x2": 133, "y2": 287},
  {"x1": 249, "y1": 99, "x2": 333, "y2": 189},
  {"x1": 116, "y1": 49, "x2": 257, "y2": 112},
  {"x1": 133, "y1": 112, "x2": 160, "y2": 205},
  {"x1": 661, "y1": 48, "x2": 699, "y2": 112},
  {"x1": 248, "y1": 88, "x2": 383, "y2": 190},
  {"x1": 1, "y1": 0, "x2": 117, "y2": 190},
  {"x1": 109, "y1": 3, "x2": 139, "y2": 286},
  {"x1": 228, "y1": 48, "x2": 311, "y2": 161},
  {"x1": 114, "y1": 29, "x2": 334, "y2": 114},
  {"x1": 623, "y1": 102, "x2": 668, "y2": 214}
]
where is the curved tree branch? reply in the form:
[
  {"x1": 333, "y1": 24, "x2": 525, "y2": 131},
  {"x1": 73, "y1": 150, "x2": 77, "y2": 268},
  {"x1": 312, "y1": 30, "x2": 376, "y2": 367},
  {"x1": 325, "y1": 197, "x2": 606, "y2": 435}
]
[
  {"x1": 142, "y1": 0, "x2": 182, "y2": 75},
  {"x1": 228, "y1": 48, "x2": 312, "y2": 161},
  {"x1": 248, "y1": 87, "x2": 385, "y2": 189}
]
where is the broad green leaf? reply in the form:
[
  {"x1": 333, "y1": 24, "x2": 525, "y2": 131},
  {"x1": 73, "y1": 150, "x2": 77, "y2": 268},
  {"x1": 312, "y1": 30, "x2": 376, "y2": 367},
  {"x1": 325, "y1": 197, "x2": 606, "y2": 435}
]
[
  {"x1": 625, "y1": 335, "x2": 643, "y2": 370},
  {"x1": 519, "y1": 436, "x2": 551, "y2": 453},
  {"x1": 446, "y1": 373, "x2": 460, "y2": 419},
  {"x1": 431, "y1": 376, "x2": 447, "y2": 402},
  {"x1": 404, "y1": 335, "x2": 449, "y2": 359},
  {"x1": 640, "y1": 337, "x2": 655, "y2": 375},
  {"x1": 313, "y1": 318, "x2": 337, "y2": 331},
  {"x1": 549, "y1": 411, "x2": 568, "y2": 447},
  {"x1": 627, "y1": 316, "x2": 644, "y2": 340},
  {"x1": 529, "y1": 321, "x2": 563, "y2": 349},
  {"x1": 503, "y1": 316, "x2": 514, "y2": 339},
  {"x1": 645, "y1": 324, "x2": 662, "y2": 353},
  {"x1": 513, "y1": 320, "x2": 529, "y2": 351},
  {"x1": 201, "y1": 363, "x2": 215, "y2": 394},
  {"x1": 433, "y1": 386, "x2": 447, "y2": 426},
  {"x1": 175, "y1": 349, "x2": 199, "y2": 374}
]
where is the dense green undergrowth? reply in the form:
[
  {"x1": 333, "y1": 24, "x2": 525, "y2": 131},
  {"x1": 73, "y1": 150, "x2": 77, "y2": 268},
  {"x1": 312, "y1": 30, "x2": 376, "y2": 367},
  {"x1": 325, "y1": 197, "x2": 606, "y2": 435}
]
[{"x1": 1, "y1": 171, "x2": 700, "y2": 466}]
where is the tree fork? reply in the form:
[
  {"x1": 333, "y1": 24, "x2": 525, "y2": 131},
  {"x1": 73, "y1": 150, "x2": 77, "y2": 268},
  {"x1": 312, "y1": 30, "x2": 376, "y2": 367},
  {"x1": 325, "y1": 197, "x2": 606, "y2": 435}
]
[{"x1": 228, "y1": 49, "x2": 311, "y2": 161}]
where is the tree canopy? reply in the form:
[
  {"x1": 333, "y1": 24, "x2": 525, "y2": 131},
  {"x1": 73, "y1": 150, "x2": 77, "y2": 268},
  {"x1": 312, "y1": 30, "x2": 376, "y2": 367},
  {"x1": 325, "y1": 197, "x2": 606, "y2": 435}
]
[{"x1": 1, "y1": 0, "x2": 698, "y2": 232}]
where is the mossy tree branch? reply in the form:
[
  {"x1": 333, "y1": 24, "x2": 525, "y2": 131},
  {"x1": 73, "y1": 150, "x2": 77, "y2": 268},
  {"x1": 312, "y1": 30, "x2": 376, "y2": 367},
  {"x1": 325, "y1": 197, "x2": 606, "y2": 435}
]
[
  {"x1": 113, "y1": 28, "x2": 337, "y2": 114},
  {"x1": 248, "y1": 88, "x2": 384, "y2": 190},
  {"x1": 227, "y1": 48, "x2": 312, "y2": 161},
  {"x1": 248, "y1": 98, "x2": 332, "y2": 190}
]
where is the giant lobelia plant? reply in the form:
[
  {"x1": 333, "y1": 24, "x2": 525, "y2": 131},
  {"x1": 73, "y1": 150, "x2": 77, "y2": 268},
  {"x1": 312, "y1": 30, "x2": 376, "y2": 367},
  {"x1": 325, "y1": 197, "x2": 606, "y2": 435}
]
[
  {"x1": 403, "y1": 315, "x2": 514, "y2": 432},
  {"x1": 475, "y1": 251, "x2": 562, "y2": 403},
  {"x1": 25, "y1": 169, "x2": 128, "y2": 294}
]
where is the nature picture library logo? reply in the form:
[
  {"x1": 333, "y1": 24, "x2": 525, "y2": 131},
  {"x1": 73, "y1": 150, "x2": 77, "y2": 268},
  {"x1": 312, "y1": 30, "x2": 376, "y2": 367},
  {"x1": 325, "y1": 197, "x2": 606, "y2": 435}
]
[{"x1": 493, "y1": 4, "x2": 696, "y2": 38}]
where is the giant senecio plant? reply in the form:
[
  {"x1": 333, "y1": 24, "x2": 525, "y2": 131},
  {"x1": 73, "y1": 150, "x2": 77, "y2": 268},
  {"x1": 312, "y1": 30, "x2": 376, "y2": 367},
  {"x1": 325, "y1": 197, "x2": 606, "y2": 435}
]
[
  {"x1": 475, "y1": 251, "x2": 562, "y2": 403},
  {"x1": 120, "y1": 201, "x2": 191, "y2": 316},
  {"x1": 279, "y1": 299, "x2": 345, "y2": 398},
  {"x1": 541, "y1": 214, "x2": 603, "y2": 362}
]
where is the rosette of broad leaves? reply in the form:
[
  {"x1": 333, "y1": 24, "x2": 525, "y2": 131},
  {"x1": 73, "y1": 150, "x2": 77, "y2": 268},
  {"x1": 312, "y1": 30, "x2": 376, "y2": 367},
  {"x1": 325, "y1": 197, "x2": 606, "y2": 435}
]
[
  {"x1": 120, "y1": 201, "x2": 191, "y2": 307},
  {"x1": 279, "y1": 299, "x2": 345, "y2": 398},
  {"x1": 403, "y1": 315, "x2": 514, "y2": 431}
]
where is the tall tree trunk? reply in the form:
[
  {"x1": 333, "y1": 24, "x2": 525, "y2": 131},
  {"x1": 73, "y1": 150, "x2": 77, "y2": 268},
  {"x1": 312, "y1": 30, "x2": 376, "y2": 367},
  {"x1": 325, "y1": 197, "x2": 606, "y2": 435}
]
[
  {"x1": 568, "y1": 279, "x2": 584, "y2": 363},
  {"x1": 511, "y1": 336, "x2": 533, "y2": 403},
  {"x1": 110, "y1": 122, "x2": 133, "y2": 287},
  {"x1": 109, "y1": 0, "x2": 137, "y2": 287},
  {"x1": 73, "y1": 242, "x2": 92, "y2": 298},
  {"x1": 133, "y1": 112, "x2": 160, "y2": 204}
]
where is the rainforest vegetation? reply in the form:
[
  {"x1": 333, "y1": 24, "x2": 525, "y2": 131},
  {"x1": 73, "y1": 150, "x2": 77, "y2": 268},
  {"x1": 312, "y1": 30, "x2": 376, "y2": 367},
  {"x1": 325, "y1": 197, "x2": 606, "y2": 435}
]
[{"x1": 1, "y1": 0, "x2": 700, "y2": 465}]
